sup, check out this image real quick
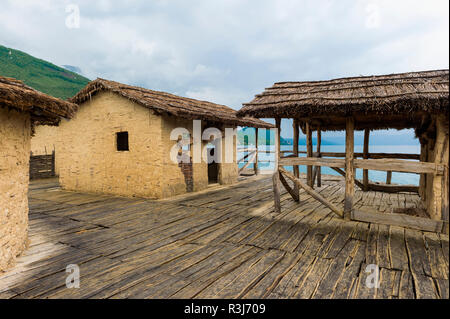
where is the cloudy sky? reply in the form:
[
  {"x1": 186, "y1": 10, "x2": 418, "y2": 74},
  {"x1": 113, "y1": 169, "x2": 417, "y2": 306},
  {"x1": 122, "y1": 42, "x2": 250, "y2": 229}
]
[{"x1": 1, "y1": 0, "x2": 448, "y2": 139}]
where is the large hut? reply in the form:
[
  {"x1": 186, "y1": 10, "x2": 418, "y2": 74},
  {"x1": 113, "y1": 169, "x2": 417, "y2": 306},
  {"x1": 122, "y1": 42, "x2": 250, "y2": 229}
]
[
  {"x1": 45, "y1": 78, "x2": 272, "y2": 199},
  {"x1": 237, "y1": 69, "x2": 449, "y2": 233},
  {"x1": 0, "y1": 76, "x2": 77, "y2": 271}
]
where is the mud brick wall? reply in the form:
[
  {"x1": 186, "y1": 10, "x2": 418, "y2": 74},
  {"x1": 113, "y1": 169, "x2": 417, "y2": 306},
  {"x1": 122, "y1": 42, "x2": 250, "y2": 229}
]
[
  {"x1": 0, "y1": 107, "x2": 30, "y2": 271},
  {"x1": 57, "y1": 91, "x2": 164, "y2": 199},
  {"x1": 178, "y1": 157, "x2": 193, "y2": 192},
  {"x1": 48, "y1": 91, "x2": 238, "y2": 199}
]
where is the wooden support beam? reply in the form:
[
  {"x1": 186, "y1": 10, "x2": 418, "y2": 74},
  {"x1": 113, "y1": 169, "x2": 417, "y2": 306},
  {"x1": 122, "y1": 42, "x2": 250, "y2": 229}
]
[
  {"x1": 293, "y1": 119, "x2": 300, "y2": 201},
  {"x1": 254, "y1": 128, "x2": 259, "y2": 175},
  {"x1": 363, "y1": 128, "x2": 370, "y2": 191},
  {"x1": 273, "y1": 118, "x2": 282, "y2": 214},
  {"x1": 272, "y1": 172, "x2": 281, "y2": 214},
  {"x1": 442, "y1": 165, "x2": 449, "y2": 235},
  {"x1": 312, "y1": 166, "x2": 319, "y2": 187},
  {"x1": 280, "y1": 151, "x2": 420, "y2": 160},
  {"x1": 275, "y1": 118, "x2": 281, "y2": 163},
  {"x1": 436, "y1": 116, "x2": 449, "y2": 233},
  {"x1": 330, "y1": 167, "x2": 364, "y2": 190},
  {"x1": 386, "y1": 171, "x2": 392, "y2": 184},
  {"x1": 351, "y1": 210, "x2": 444, "y2": 233},
  {"x1": 238, "y1": 152, "x2": 257, "y2": 175},
  {"x1": 330, "y1": 166, "x2": 417, "y2": 193},
  {"x1": 279, "y1": 170, "x2": 299, "y2": 202},
  {"x1": 306, "y1": 122, "x2": 313, "y2": 188},
  {"x1": 316, "y1": 127, "x2": 322, "y2": 187},
  {"x1": 362, "y1": 153, "x2": 420, "y2": 160},
  {"x1": 419, "y1": 141, "x2": 428, "y2": 200},
  {"x1": 279, "y1": 157, "x2": 345, "y2": 168},
  {"x1": 281, "y1": 157, "x2": 442, "y2": 175},
  {"x1": 279, "y1": 167, "x2": 343, "y2": 218},
  {"x1": 354, "y1": 159, "x2": 444, "y2": 175},
  {"x1": 367, "y1": 183, "x2": 419, "y2": 194},
  {"x1": 344, "y1": 117, "x2": 355, "y2": 220},
  {"x1": 237, "y1": 150, "x2": 256, "y2": 164}
]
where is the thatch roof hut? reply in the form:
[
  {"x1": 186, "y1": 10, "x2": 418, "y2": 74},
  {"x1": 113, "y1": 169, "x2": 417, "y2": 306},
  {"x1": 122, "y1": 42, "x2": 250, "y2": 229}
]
[
  {"x1": 0, "y1": 75, "x2": 77, "y2": 271},
  {"x1": 70, "y1": 78, "x2": 273, "y2": 129},
  {"x1": 51, "y1": 78, "x2": 272, "y2": 201},
  {"x1": 237, "y1": 70, "x2": 449, "y2": 233},
  {"x1": 0, "y1": 76, "x2": 77, "y2": 126},
  {"x1": 238, "y1": 69, "x2": 448, "y2": 130}
]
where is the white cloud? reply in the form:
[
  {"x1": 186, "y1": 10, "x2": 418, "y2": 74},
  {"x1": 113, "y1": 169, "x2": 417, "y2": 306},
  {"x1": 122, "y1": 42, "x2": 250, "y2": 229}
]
[{"x1": 0, "y1": 0, "x2": 448, "y2": 110}]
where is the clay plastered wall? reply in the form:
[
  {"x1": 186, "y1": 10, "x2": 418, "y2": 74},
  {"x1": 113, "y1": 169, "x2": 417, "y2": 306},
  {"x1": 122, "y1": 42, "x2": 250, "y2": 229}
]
[
  {"x1": 218, "y1": 131, "x2": 238, "y2": 185},
  {"x1": 159, "y1": 119, "x2": 238, "y2": 198},
  {"x1": 0, "y1": 107, "x2": 30, "y2": 271},
  {"x1": 160, "y1": 117, "x2": 207, "y2": 198},
  {"x1": 57, "y1": 91, "x2": 163, "y2": 199}
]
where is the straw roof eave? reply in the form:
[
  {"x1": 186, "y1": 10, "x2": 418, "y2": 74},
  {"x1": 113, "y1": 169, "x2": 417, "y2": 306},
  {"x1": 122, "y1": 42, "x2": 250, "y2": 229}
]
[
  {"x1": 69, "y1": 79, "x2": 274, "y2": 129},
  {"x1": 237, "y1": 69, "x2": 449, "y2": 131},
  {"x1": 0, "y1": 76, "x2": 78, "y2": 125}
]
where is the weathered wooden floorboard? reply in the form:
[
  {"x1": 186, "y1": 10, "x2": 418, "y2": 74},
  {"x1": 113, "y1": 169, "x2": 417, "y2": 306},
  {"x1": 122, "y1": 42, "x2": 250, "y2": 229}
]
[{"x1": 1, "y1": 175, "x2": 447, "y2": 299}]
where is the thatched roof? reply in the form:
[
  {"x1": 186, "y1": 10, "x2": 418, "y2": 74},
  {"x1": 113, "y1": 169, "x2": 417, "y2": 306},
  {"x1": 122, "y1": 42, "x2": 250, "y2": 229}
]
[
  {"x1": 238, "y1": 70, "x2": 449, "y2": 131},
  {"x1": 0, "y1": 75, "x2": 78, "y2": 126},
  {"x1": 69, "y1": 78, "x2": 273, "y2": 128}
]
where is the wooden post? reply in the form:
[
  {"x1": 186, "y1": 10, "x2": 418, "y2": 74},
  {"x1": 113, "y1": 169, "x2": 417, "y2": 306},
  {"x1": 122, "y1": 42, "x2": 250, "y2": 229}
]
[
  {"x1": 276, "y1": 118, "x2": 281, "y2": 162},
  {"x1": 272, "y1": 171, "x2": 281, "y2": 214},
  {"x1": 273, "y1": 118, "x2": 282, "y2": 213},
  {"x1": 419, "y1": 141, "x2": 427, "y2": 200},
  {"x1": 363, "y1": 128, "x2": 370, "y2": 191},
  {"x1": 386, "y1": 171, "x2": 392, "y2": 184},
  {"x1": 316, "y1": 127, "x2": 322, "y2": 187},
  {"x1": 435, "y1": 115, "x2": 449, "y2": 232},
  {"x1": 279, "y1": 167, "x2": 343, "y2": 218},
  {"x1": 293, "y1": 119, "x2": 300, "y2": 201},
  {"x1": 51, "y1": 150, "x2": 56, "y2": 176},
  {"x1": 306, "y1": 122, "x2": 313, "y2": 188},
  {"x1": 344, "y1": 117, "x2": 355, "y2": 220},
  {"x1": 254, "y1": 128, "x2": 259, "y2": 175},
  {"x1": 442, "y1": 164, "x2": 449, "y2": 234}
]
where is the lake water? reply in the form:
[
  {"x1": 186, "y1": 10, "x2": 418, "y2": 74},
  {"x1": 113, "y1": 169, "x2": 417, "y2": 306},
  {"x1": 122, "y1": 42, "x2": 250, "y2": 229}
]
[{"x1": 238, "y1": 144, "x2": 421, "y2": 185}]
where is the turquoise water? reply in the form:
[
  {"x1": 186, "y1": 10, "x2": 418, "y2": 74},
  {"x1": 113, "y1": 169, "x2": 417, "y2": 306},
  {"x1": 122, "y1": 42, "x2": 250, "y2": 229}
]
[{"x1": 238, "y1": 144, "x2": 421, "y2": 185}]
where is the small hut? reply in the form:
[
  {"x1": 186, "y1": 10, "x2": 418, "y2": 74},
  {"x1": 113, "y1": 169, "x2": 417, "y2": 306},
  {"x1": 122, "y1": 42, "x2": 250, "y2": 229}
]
[
  {"x1": 237, "y1": 70, "x2": 449, "y2": 233},
  {"x1": 0, "y1": 76, "x2": 77, "y2": 271},
  {"x1": 53, "y1": 78, "x2": 272, "y2": 199}
]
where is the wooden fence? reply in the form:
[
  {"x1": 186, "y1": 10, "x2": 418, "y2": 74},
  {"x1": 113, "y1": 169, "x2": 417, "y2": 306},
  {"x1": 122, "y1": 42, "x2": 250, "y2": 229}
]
[{"x1": 29, "y1": 151, "x2": 55, "y2": 180}]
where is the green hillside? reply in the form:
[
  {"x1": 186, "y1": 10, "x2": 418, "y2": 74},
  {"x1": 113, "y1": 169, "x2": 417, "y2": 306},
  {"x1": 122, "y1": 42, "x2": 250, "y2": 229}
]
[{"x1": 0, "y1": 45, "x2": 90, "y2": 99}]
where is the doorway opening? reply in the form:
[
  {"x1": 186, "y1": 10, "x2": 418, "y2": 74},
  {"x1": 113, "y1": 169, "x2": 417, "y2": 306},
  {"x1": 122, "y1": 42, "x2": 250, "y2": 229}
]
[{"x1": 208, "y1": 146, "x2": 219, "y2": 184}]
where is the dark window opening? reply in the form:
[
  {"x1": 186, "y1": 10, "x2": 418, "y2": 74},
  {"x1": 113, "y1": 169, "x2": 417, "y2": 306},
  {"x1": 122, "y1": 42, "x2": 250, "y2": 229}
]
[{"x1": 116, "y1": 132, "x2": 129, "y2": 151}]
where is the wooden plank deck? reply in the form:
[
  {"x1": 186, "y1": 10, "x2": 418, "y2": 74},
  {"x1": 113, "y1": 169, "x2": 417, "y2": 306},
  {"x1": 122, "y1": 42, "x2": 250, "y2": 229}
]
[{"x1": 0, "y1": 175, "x2": 448, "y2": 299}]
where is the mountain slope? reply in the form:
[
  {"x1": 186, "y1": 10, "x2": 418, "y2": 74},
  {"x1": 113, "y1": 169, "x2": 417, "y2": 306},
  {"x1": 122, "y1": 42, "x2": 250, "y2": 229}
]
[{"x1": 0, "y1": 45, "x2": 90, "y2": 99}]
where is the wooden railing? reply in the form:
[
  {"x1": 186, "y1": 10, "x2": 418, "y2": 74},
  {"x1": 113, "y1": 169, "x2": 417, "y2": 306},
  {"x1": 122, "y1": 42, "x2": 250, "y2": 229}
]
[
  {"x1": 279, "y1": 157, "x2": 443, "y2": 175},
  {"x1": 270, "y1": 117, "x2": 447, "y2": 234},
  {"x1": 278, "y1": 156, "x2": 441, "y2": 195},
  {"x1": 280, "y1": 150, "x2": 420, "y2": 160},
  {"x1": 237, "y1": 148, "x2": 257, "y2": 175}
]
